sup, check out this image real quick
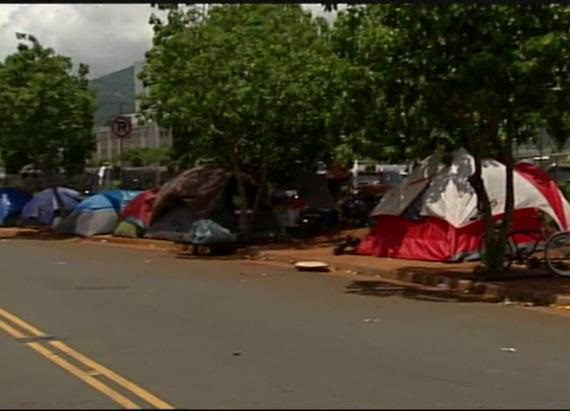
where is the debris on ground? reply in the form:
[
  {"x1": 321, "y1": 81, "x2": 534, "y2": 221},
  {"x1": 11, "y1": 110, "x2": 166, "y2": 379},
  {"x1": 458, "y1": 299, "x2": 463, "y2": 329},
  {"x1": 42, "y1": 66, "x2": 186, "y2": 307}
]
[
  {"x1": 232, "y1": 352, "x2": 242, "y2": 356},
  {"x1": 362, "y1": 318, "x2": 381, "y2": 323},
  {"x1": 294, "y1": 261, "x2": 330, "y2": 272},
  {"x1": 55, "y1": 261, "x2": 67, "y2": 265},
  {"x1": 500, "y1": 347, "x2": 518, "y2": 353},
  {"x1": 143, "y1": 259, "x2": 152, "y2": 263}
]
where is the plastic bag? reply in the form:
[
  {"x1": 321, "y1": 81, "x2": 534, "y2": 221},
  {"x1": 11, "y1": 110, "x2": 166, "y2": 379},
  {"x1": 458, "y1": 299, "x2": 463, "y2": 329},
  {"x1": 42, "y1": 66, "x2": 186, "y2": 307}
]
[{"x1": 188, "y1": 219, "x2": 236, "y2": 245}]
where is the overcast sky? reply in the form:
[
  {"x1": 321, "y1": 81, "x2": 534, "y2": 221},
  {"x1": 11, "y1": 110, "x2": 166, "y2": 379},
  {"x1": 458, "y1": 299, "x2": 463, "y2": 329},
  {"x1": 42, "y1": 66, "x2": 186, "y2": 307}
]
[{"x1": 0, "y1": 4, "x2": 338, "y2": 79}]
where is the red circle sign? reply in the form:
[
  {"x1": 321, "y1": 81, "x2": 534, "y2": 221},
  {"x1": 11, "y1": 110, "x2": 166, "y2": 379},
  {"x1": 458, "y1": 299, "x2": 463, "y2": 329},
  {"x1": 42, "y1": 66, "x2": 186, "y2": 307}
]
[{"x1": 111, "y1": 116, "x2": 132, "y2": 138}]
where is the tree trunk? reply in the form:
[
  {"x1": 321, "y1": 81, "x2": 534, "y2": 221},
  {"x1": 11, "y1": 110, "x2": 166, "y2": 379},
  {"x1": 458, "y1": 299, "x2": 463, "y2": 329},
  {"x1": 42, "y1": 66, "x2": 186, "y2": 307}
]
[
  {"x1": 468, "y1": 115, "x2": 503, "y2": 277},
  {"x1": 228, "y1": 144, "x2": 250, "y2": 241},
  {"x1": 251, "y1": 149, "x2": 269, "y2": 228},
  {"x1": 500, "y1": 127, "x2": 515, "y2": 266}
]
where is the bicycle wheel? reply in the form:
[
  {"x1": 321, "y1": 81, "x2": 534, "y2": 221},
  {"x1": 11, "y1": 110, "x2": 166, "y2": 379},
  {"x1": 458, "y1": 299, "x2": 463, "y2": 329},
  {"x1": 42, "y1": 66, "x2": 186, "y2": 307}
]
[
  {"x1": 545, "y1": 231, "x2": 570, "y2": 277},
  {"x1": 478, "y1": 236, "x2": 514, "y2": 270}
]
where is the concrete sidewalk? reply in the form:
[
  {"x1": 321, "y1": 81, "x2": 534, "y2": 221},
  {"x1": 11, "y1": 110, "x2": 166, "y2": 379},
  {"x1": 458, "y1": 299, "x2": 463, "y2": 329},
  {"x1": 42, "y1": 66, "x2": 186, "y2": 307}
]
[
  {"x1": 257, "y1": 246, "x2": 570, "y2": 306},
  {"x1": 2, "y1": 227, "x2": 570, "y2": 306}
]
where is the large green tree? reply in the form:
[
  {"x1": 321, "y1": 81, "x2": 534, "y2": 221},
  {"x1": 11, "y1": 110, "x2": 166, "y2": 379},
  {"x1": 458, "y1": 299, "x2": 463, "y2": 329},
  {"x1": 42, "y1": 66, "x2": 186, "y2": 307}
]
[
  {"x1": 0, "y1": 33, "x2": 96, "y2": 175},
  {"x1": 140, "y1": 4, "x2": 344, "y2": 236},
  {"x1": 333, "y1": 5, "x2": 570, "y2": 275}
]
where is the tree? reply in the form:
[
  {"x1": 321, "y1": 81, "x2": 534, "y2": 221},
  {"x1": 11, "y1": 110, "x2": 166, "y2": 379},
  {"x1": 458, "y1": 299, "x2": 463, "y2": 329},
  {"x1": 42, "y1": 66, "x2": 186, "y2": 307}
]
[
  {"x1": 140, "y1": 4, "x2": 344, "y2": 237},
  {"x1": 333, "y1": 5, "x2": 570, "y2": 275},
  {"x1": 114, "y1": 147, "x2": 170, "y2": 167},
  {"x1": 0, "y1": 33, "x2": 96, "y2": 175}
]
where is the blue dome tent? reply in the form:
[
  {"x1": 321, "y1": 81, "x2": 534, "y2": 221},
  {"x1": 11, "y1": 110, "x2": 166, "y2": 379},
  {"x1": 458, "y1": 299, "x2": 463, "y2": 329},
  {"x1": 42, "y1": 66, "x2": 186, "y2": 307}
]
[
  {"x1": 55, "y1": 190, "x2": 141, "y2": 237},
  {"x1": 21, "y1": 187, "x2": 83, "y2": 226}
]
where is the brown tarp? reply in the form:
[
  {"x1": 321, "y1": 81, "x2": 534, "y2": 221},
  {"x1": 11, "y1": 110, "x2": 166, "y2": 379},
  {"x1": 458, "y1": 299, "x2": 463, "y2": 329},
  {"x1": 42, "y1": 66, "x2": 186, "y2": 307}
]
[{"x1": 150, "y1": 166, "x2": 233, "y2": 223}]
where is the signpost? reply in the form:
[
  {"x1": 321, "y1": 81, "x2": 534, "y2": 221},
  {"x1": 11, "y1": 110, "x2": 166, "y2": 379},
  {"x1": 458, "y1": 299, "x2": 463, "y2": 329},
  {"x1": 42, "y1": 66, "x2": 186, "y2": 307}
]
[
  {"x1": 111, "y1": 115, "x2": 132, "y2": 139},
  {"x1": 111, "y1": 115, "x2": 132, "y2": 186}
]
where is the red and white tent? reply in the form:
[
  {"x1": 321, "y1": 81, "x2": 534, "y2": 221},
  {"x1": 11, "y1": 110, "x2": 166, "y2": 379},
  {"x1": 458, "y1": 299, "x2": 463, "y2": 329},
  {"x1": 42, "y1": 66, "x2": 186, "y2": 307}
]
[{"x1": 357, "y1": 148, "x2": 570, "y2": 262}]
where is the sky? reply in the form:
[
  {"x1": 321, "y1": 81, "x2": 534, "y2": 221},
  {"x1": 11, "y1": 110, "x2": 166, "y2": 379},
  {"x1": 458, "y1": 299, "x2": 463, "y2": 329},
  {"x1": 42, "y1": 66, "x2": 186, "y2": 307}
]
[{"x1": 0, "y1": 4, "x2": 338, "y2": 79}]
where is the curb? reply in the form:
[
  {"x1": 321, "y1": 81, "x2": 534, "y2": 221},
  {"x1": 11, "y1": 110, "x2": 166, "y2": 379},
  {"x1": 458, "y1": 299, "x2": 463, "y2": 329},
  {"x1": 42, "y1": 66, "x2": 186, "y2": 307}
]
[
  {"x1": 258, "y1": 250, "x2": 570, "y2": 306},
  {"x1": 3, "y1": 228, "x2": 570, "y2": 307},
  {"x1": 81, "y1": 235, "x2": 178, "y2": 252}
]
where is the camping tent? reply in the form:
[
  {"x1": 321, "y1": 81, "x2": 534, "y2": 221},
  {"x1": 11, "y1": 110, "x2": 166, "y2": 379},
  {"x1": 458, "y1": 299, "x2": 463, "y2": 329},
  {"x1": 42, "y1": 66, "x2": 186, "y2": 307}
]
[
  {"x1": 114, "y1": 189, "x2": 158, "y2": 238},
  {"x1": 0, "y1": 188, "x2": 32, "y2": 226},
  {"x1": 21, "y1": 187, "x2": 82, "y2": 226},
  {"x1": 145, "y1": 203, "x2": 196, "y2": 241},
  {"x1": 147, "y1": 166, "x2": 266, "y2": 240},
  {"x1": 56, "y1": 189, "x2": 141, "y2": 237},
  {"x1": 151, "y1": 166, "x2": 239, "y2": 223},
  {"x1": 357, "y1": 148, "x2": 570, "y2": 262}
]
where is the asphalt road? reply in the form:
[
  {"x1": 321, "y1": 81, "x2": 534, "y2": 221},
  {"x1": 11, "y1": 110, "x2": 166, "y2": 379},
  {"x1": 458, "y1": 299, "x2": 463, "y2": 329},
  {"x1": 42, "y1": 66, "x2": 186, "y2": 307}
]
[{"x1": 2, "y1": 239, "x2": 570, "y2": 409}]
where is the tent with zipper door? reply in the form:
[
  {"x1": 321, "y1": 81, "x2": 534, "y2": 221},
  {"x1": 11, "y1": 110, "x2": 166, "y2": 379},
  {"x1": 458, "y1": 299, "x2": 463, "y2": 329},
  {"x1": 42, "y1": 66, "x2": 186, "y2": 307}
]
[
  {"x1": 357, "y1": 148, "x2": 570, "y2": 262},
  {"x1": 113, "y1": 188, "x2": 159, "y2": 238},
  {"x1": 0, "y1": 188, "x2": 32, "y2": 226},
  {"x1": 21, "y1": 187, "x2": 82, "y2": 227},
  {"x1": 55, "y1": 189, "x2": 141, "y2": 237}
]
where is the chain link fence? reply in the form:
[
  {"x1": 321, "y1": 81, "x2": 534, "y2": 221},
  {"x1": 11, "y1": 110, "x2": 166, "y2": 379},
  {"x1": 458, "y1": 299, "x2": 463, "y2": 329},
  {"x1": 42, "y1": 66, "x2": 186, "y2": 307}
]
[{"x1": 0, "y1": 167, "x2": 177, "y2": 194}]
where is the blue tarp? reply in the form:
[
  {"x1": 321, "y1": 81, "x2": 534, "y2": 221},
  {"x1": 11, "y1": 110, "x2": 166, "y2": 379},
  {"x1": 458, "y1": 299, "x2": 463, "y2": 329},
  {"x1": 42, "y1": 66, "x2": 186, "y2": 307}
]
[
  {"x1": 0, "y1": 188, "x2": 32, "y2": 225},
  {"x1": 75, "y1": 190, "x2": 141, "y2": 213},
  {"x1": 21, "y1": 187, "x2": 82, "y2": 225}
]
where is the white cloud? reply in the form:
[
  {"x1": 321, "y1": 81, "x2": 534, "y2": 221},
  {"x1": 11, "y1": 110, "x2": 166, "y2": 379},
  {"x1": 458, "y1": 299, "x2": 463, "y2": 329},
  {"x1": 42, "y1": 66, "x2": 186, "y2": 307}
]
[
  {"x1": 0, "y1": 4, "x2": 154, "y2": 78},
  {"x1": 0, "y1": 4, "x2": 339, "y2": 79}
]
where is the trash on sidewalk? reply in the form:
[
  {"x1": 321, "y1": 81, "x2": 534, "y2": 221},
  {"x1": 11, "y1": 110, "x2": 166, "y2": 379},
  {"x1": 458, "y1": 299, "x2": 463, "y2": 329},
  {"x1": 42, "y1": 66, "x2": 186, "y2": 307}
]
[
  {"x1": 55, "y1": 261, "x2": 67, "y2": 265},
  {"x1": 500, "y1": 347, "x2": 518, "y2": 353},
  {"x1": 294, "y1": 261, "x2": 330, "y2": 272},
  {"x1": 362, "y1": 318, "x2": 380, "y2": 323}
]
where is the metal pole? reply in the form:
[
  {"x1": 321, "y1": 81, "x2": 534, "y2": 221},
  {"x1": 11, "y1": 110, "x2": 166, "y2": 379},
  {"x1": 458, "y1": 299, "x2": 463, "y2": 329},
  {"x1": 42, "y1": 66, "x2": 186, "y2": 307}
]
[
  {"x1": 119, "y1": 101, "x2": 124, "y2": 188},
  {"x1": 118, "y1": 102, "x2": 124, "y2": 164}
]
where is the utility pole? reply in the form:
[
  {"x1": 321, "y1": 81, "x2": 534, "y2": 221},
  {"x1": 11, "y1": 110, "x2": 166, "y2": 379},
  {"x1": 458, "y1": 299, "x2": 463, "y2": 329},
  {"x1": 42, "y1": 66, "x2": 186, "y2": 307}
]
[{"x1": 118, "y1": 101, "x2": 124, "y2": 167}]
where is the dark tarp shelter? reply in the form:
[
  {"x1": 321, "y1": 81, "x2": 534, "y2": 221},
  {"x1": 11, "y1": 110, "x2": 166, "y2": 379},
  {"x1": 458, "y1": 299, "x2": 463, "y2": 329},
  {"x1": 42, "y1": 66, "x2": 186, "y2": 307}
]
[{"x1": 146, "y1": 165, "x2": 279, "y2": 241}]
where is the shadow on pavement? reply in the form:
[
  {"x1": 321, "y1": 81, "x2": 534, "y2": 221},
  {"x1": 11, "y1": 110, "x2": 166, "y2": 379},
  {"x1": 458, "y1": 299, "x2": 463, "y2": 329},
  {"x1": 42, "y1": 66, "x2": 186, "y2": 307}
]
[
  {"x1": 393, "y1": 265, "x2": 477, "y2": 281},
  {"x1": 345, "y1": 280, "x2": 480, "y2": 303}
]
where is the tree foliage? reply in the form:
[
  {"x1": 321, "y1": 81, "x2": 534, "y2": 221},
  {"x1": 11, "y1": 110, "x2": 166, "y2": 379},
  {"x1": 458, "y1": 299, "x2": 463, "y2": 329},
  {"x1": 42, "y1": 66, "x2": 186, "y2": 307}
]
[
  {"x1": 332, "y1": 5, "x2": 570, "y2": 274},
  {"x1": 115, "y1": 147, "x2": 170, "y2": 167},
  {"x1": 140, "y1": 4, "x2": 345, "y2": 235},
  {"x1": 0, "y1": 34, "x2": 96, "y2": 175}
]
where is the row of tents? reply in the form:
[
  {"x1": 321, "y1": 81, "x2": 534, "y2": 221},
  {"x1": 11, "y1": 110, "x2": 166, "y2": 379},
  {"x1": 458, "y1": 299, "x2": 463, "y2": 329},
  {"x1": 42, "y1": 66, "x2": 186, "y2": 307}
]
[
  {"x1": 2, "y1": 149, "x2": 569, "y2": 264},
  {"x1": 0, "y1": 166, "x2": 284, "y2": 242}
]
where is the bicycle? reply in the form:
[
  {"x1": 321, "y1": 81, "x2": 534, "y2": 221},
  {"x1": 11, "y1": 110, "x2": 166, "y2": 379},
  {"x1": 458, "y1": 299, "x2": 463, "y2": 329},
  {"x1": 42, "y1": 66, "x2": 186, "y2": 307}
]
[
  {"x1": 544, "y1": 230, "x2": 570, "y2": 277},
  {"x1": 478, "y1": 216, "x2": 557, "y2": 271}
]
